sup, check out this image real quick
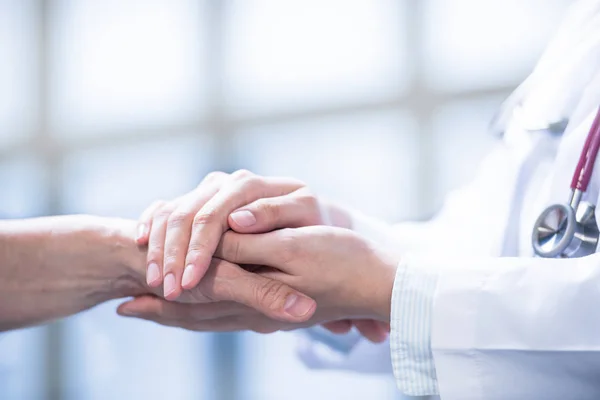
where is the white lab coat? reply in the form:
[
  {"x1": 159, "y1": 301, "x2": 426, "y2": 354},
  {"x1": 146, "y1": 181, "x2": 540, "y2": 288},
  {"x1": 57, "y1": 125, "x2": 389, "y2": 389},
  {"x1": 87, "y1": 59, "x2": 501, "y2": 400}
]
[{"x1": 299, "y1": 1, "x2": 600, "y2": 399}]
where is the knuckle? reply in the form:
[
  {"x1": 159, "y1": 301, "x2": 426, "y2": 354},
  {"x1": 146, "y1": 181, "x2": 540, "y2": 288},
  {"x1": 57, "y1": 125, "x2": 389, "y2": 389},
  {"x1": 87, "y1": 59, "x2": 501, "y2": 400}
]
[
  {"x1": 231, "y1": 169, "x2": 253, "y2": 180},
  {"x1": 228, "y1": 234, "x2": 242, "y2": 262},
  {"x1": 200, "y1": 260, "x2": 238, "y2": 301},
  {"x1": 154, "y1": 206, "x2": 175, "y2": 222},
  {"x1": 279, "y1": 232, "x2": 300, "y2": 264},
  {"x1": 202, "y1": 171, "x2": 226, "y2": 184},
  {"x1": 206, "y1": 281, "x2": 232, "y2": 303},
  {"x1": 185, "y1": 248, "x2": 205, "y2": 264},
  {"x1": 297, "y1": 193, "x2": 322, "y2": 225},
  {"x1": 192, "y1": 210, "x2": 217, "y2": 228},
  {"x1": 186, "y1": 240, "x2": 211, "y2": 259},
  {"x1": 257, "y1": 200, "x2": 279, "y2": 222},
  {"x1": 254, "y1": 279, "x2": 289, "y2": 312},
  {"x1": 208, "y1": 283, "x2": 232, "y2": 302},
  {"x1": 238, "y1": 175, "x2": 264, "y2": 193},
  {"x1": 146, "y1": 200, "x2": 166, "y2": 214},
  {"x1": 298, "y1": 192, "x2": 319, "y2": 209},
  {"x1": 212, "y1": 231, "x2": 239, "y2": 260},
  {"x1": 167, "y1": 211, "x2": 193, "y2": 229}
]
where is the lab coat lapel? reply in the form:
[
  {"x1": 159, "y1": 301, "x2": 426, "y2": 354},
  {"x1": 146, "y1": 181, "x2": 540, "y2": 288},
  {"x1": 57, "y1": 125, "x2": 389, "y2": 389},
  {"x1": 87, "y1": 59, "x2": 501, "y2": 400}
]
[{"x1": 546, "y1": 70, "x2": 600, "y2": 223}]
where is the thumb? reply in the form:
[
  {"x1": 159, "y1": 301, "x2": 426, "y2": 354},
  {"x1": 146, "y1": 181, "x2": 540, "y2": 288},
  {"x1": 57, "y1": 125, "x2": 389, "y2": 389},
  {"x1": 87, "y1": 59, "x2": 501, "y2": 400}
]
[
  {"x1": 200, "y1": 259, "x2": 317, "y2": 323},
  {"x1": 228, "y1": 193, "x2": 321, "y2": 234}
]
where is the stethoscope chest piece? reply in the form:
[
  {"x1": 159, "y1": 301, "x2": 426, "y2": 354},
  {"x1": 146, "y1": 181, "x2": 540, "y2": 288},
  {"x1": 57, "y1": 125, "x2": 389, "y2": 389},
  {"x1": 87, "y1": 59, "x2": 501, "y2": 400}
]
[
  {"x1": 531, "y1": 105, "x2": 600, "y2": 258},
  {"x1": 532, "y1": 201, "x2": 599, "y2": 258}
]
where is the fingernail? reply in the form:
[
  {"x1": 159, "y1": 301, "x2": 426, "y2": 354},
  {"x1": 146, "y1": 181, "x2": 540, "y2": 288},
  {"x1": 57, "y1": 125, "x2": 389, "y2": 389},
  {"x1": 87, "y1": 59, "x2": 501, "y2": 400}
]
[
  {"x1": 230, "y1": 210, "x2": 256, "y2": 227},
  {"x1": 182, "y1": 264, "x2": 196, "y2": 288},
  {"x1": 284, "y1": 294, "x2": 315, "y2": 318},
  {"x1": 146, "y1": 263, "x2": 160, "y2": 285},
  {"x1": 136, "y1": 223, "x2": 148, "y2": 241},
  {"x1": 163, "y1": 273, "x2": 177, "y2": 298},
  {"x1": 120, "y1": 307, "x2": 141, "y2": 317}
]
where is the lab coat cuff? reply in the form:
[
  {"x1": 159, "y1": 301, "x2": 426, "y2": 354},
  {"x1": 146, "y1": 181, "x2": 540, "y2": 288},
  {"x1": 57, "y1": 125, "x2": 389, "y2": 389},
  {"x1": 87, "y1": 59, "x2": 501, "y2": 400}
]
[{"x1": 390, "y1": 256, "x2": 440, "y2": 396}]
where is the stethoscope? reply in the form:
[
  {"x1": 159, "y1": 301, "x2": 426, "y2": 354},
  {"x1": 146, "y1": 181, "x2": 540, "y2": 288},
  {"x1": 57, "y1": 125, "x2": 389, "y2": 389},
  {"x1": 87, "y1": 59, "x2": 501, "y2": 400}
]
[{"x1": 532, "y1": 107, "x2": 600, "y2": 258}]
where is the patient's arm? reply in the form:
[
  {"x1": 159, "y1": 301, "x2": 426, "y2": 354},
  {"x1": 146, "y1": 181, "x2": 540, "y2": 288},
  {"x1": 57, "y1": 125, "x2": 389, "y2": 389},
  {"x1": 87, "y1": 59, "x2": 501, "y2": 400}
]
[
  {"x1": 0, "y1": 215, "x2": 146, "y2": 331},
  {"x1": 0, "y1": 215, "x2": 315, "y2": 332}
]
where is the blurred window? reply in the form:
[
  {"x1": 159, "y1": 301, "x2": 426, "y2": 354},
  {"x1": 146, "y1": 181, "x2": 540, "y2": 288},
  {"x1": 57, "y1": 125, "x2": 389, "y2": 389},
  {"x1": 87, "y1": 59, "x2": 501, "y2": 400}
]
[
  {"x1": 0, "y1": 0, "x2": 37, "y2": 147},
  {"x1": 49, "y1": 0, "x2": 208, "y2": 136},
  {"x1": 223, "y1": 0, "x2": 408, "y2": 115},
  {"x1": 423, "y1": 0, "x2": 567, "y2": 91},
  {"x1": 232, "y1": 110, "x2": 419, "y2": 221}
]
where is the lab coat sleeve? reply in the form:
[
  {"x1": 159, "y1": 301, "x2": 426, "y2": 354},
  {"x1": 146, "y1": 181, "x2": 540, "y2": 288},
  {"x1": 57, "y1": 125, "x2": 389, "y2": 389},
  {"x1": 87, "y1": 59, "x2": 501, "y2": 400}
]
[
  {"x1": 298, "y1": 140, "x2": 517, "y2": 375},
  {"x1": 351, "y1": 135, "x2": 520, "y2": 259},
  {"x1": 297, "y1": 209, "x2": 442, "y2": 376},
  {"x1": 423, "y1": 254, "x2": 600, "y2": 400}
]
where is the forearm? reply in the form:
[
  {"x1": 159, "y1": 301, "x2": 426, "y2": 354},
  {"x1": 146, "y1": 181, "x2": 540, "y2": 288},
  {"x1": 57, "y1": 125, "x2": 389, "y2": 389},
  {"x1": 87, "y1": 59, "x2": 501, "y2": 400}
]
[{"x1": 0, "y1": 215, "x2": 146, "y2": 331}]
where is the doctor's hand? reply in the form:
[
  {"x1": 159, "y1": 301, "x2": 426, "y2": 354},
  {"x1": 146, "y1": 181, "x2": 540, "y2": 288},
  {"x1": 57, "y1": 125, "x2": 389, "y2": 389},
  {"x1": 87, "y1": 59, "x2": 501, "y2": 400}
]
[
  {"x1": 135, "y1": 170, "x2": 351, "y2": 300},
  {"x1": 120, "y1": 226, "x2": 397, "y2": 334},
  {"x1": 212, "y1": 227, "x2": 398, "y2": 322},
  {"x1": 118, "y1": 295, "x2": 387, "y2": 339},
  {"x1": 154, "y1": 258, "x2": 318, "y2": 323}
]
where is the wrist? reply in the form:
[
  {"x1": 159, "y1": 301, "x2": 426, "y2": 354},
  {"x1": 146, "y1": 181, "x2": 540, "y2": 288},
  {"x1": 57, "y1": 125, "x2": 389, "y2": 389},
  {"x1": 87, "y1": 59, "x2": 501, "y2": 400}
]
[
  {"x1": 58, "y1": 215, "x2": 148, "y2": 302},
  {"x1": 336, "y1": 233, "x2": 398, "y2": 322},
  {"x1": 0, "y1": 216, "x2": 149, "y2": 330},
  {"x1": 365, "y1": 247, "x2": 398, "y2": 323},
  {"x1": 97, "y1": 218, "x2": 148, "y2": 299}
]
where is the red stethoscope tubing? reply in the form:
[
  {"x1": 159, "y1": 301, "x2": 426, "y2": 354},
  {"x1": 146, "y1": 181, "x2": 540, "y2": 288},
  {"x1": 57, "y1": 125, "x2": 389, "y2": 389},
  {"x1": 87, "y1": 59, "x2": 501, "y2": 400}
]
[{"x1": 571, "y1": 107, "x2": 600, "y2": 192}]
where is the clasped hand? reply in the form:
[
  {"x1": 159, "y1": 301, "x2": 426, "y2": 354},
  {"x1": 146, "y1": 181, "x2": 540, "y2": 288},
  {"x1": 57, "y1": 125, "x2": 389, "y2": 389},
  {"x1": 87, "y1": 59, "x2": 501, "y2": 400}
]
[{"x1": 118, "y1": 170, "x2": 397, "y2": 342}]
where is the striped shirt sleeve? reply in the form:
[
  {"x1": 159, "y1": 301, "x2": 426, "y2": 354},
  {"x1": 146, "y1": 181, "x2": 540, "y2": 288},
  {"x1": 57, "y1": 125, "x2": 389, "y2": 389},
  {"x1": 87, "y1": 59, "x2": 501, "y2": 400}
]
[{"x1": 390, "y1": 259, "x2": 440, "y2": 396}]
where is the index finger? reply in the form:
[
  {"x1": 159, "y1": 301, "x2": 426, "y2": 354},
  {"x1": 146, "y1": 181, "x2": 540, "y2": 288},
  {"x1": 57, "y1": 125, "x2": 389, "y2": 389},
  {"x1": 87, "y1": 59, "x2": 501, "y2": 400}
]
[
  {"x1": 163, "y1": 184, "x2": 221, "y2": 294},
  {"x1": 135, "y1": 200, "x2": 166, "y2": 245},
  {"x1": 181, "y1": 176, "x2": 303, "y2": 290},
  {"x1": 214, "y1": 229, "x2": 299, "y2": 269}
]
